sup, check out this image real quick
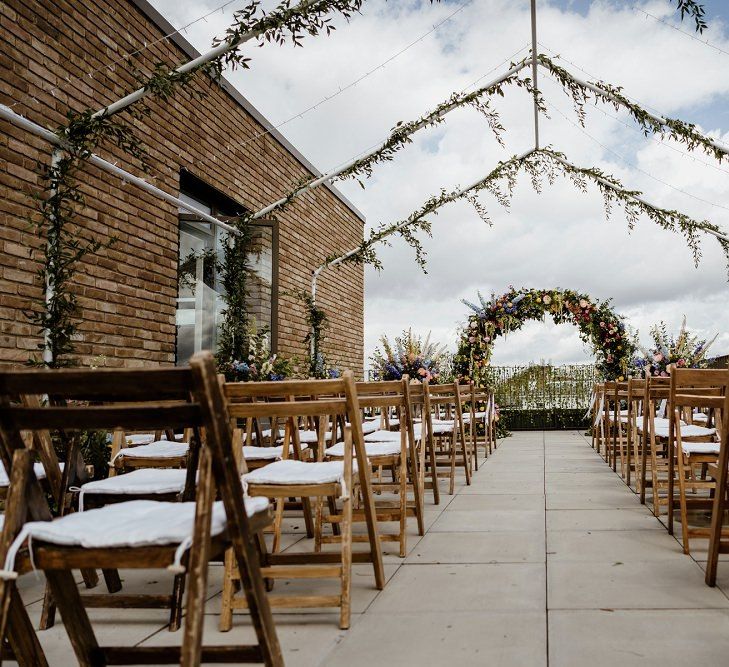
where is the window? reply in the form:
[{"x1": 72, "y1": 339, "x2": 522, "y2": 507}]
[{"x1": 175, "y1": 172, "x2": 278, "y2": 365}]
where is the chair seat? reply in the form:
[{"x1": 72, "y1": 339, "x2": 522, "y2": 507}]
[
  {"x1": 325, "y1": 441, "x2": 402, "y2": 458},
  {"x1": 113, "y1": 440, "x2": 189, "y2": 463},
  {"x1": 242, "y1": 444, "x2": 309, "y2": 461},
  {"x1": 78, "y1": 469, "x2": 188, "y2": 511},
  {"x1": 692, "y1": 413, "x2": 709, "y2": 423},
  {"x1": 243, "y1": 460, "x2": 355, "y2": 492},
  {"x1": 2, "y1": 496, "x2": 264, "y2": 577},
  {"x1": 461, "y1": 411, "x2": 486, "y2": 421},
  {"x1": 636, "y1": 417, "x2": 675, "y2": 434},
  {"x1": 682, "y1": 442, "x2": 720, "y2": 455},
  {"x1": 364, "y1": 425, "x2": 422, "y2": 442},
  {"x1": 123, "y1": 433, "x2": 162, "y2": 446},
  {"x1": 0, "y1": 462, "x2": 64, "y2": 488},
  {"x1": 431, "y1": 422, "x2": 455, "y2": 435},
  {"x1": 654, "y1": 424, "x2": 715, "y2": 438},
  {"x1": 296, "y1": 429, "x2": 334, "y2": 444}
]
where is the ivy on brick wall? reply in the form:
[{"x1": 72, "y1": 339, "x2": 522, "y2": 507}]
[{"x1": 28, "y1": 0, "x2": 369, "y2": 367}]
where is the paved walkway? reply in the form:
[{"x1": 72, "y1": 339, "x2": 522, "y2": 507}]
[{"x1": 15, "y1": 431, "x2": 729, "y2": 665}]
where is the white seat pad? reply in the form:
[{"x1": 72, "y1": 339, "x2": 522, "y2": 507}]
[
  {"x1": 124, "y1": 433, "x2": 164, "y2": 446},
  {"x1": 243, "y1": 460, "x2": 355, "y2": 490},
  {"x1": 0, "y1": 462, "x2": 64, "y2": 488},
  {"x1": 296, "y1": 429, "x2": 334, "y2": 444},
  {"x1": 78, "y1": 469, "x2": 188, "y2": 511},
  {"x1": 636, "y1": 417, "x2": 675, "y2": 433},
  {"x1": 364, "y1": 425, "x2": 422, "y2": 442},
  {"x1": 2, "y1": 498, "x2": 269, "y2": 576},
  {"x1": 431, "y1": 422, "x2": 455, "y2": 435},
  {"x1": 360, "y1": 421, "x2": 381, "y2": 435},
  {"x1": 654, "y1": 424, "x2": 715, "y2": 438},
  {"x1": 682, "y1": 441, "x2": 720, "y2": 455},
  {"x1": 242, "y1": 444, "x2": 309, "y2": 461},
  {"x1": 462, "y1": 411, "x2": 486, "y2": 421},
  {"x1": 113, "y1": 441, "x2": 189, "y2": 462},
  {"x1": 326, "y1": 441, "x2": 402, "y2": 458},
  {"x1": 692, "y1": 413, "x2": 709, "y2": 423}
]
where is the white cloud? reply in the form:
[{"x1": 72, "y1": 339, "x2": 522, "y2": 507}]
[{"x1": 149, "y1": 0, "x2": 729, "y2": 369}]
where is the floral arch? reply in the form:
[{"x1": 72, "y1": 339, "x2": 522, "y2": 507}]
[{"x1": 454, "y1": 287, "x2": 633, "y2": 384}]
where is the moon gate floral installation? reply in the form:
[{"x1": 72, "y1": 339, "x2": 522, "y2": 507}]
[{"x1": 454, "y1": 288, "x2": 633, "y2": 384}]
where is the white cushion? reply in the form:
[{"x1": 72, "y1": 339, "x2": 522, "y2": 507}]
[
  {"x1": 682, "y1": 442, "x2": 720, "y2": 455},
  {"x1": 462, "y1": 412, "x2": 486, "y2": 421},
  {"x1": 78, "y1": 469, "x2": 188, "y2": 511},
  {"x1": 325, "y1": 441, "x2": 402, "y2": 458},
  {"x1": 243, "y1": 460, "x2": 355, "y2": 493},
  {"x1": 636, "y1": 417, "x2": 673, "y2": 433},
  {"x1": 2, "y1": 498, "x2": 269, "y2": 577},
  {"x1": 0, "y1": 462, "x2": 64, "y2": 488},
  {"x1": 654, "y1": 424, "x2": 716, "y2": 438},
  {"x1": 123, "y1": 433, "x2": 164, "y2": 446},
  {"x1": 364, "y1": 425, "x2": 422, "y2": 442},
  {"x1": 296, "y1": 429, "x2": 333, "y2": 444},
  {"x1": 692, "y1": 413, "x2": 709, "y2": 423},
  {"x1": 113, "y1": 441, "x2": 189, "y2": 463},
  {"x1": 361, "y1": 421, "x2": 381, "y2": 435},
  {"x1": 431, "y1": 422, "x2": 455, "y2": 435},
  {"x1": 242, "y1": 444, "x2": 309, "y2": 461}
]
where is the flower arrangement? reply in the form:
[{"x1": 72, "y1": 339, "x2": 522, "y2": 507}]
[
  {"x1": 217, "y1": 319, "x2": 293, "y2": 382},
  {"x1": 371, "y1": 329, "x2": 448, "y2": 383},
  {"x1": 631, "y1": 317, "x2": 717, "y2": 377},
  {"x1": 454, "y1": 287, "x2": 633, "y2": 383},
  {"x1": 310, "y1": 352, "x2": 342, "y2": 380}
]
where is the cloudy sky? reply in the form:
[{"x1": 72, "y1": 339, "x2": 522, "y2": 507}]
[{"x1": 149, "y1": 0, "x2": 729, "y2": 368}]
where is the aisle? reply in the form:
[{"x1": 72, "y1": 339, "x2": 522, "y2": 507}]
[
  {"x1": 324, "y1": 430, "x2": 729, "y2": 666},
  {"x1": 15, "y1": 431, "x2": 729, "y2": 666}
]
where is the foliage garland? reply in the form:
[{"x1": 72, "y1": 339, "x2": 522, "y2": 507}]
[
  {"x1": 453, "y1": 288, "x2": 634, "y2": 384},
  {"x1": 536, "y1": 53, "x2": 728, "y2": 162},
  {"x1": 318, "y1": 146, "x2": 729, "y2": 276}
]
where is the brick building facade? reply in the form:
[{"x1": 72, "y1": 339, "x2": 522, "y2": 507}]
[{"x1": 0, "y1": 0, "x2": 365, "y2": 374}]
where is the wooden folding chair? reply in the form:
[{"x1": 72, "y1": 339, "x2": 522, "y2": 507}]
[
  {"x1": 324, "y1": 378, "x2": 424, "y2": 557},
  {"x1": 407, "y1": 382, "x2": 440, "y2": 505},
  {"x1": 219, "y1": 373, "x2": 384, "y2": 631},
  {"x1": 625, "y1": 378, "x2": 646, "y2": 491},
  {"x1": 669, "y1": 368, "x2": 726, "y2": 553},
  {"x1": 425, "y1": 383, "x2": 471, "y2": 495},
  {"x1": 705, "y1": 389, "x2": 729, "y2": 586},
  {"x1": 0, "y1": 351, "x2": 283, "y2": 666}
]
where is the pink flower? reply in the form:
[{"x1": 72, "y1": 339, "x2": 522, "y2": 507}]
[
  {"x1": 543, "y1": 295, "x2": 552, "y2": 304},
  {"x1": 653, "y1": 353, "x2": 664, "y2": 362},
  {"x1": 418, "y1": 368, "x2": 427, "y2": 377},
  {"x1": 579, "y1": 299, "x2": 588, "y2": 308},
  {"x1": 469, "y1": 336, "x2": 476, "y2": 343}
]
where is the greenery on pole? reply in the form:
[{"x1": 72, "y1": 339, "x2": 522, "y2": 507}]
[{"x1": 536, "y1": 53, "x2": 728, "y2": 162}]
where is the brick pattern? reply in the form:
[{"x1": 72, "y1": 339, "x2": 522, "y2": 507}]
[{"x1": 0, "y1": 0, "x2": 364, "y2": 375}]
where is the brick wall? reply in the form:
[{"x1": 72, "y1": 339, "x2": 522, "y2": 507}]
[{"x1": 0, "y1": 0, "x2": 365, "y2": 375}]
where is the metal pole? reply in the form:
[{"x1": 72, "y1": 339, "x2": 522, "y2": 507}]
[
  {"x1": 91, "y1": 0, "x2": 317, "y2": 120},
  {"x1": 0, "y1": 104, "x2": 241, "y2": 237},
  {"x1": 252, "y1": 60, "x2": 531, "y2": 221},
  {"x1": 530, "y1": 0, "x2": 540, "y2": 150}
]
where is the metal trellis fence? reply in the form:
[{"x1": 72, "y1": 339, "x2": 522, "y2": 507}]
[{"x1": 484, "y1": 364, "x2": 596, "y2": 430}]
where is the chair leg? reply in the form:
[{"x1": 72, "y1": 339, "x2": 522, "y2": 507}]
[
  {"x1": 169, "y1": 572, "x2": 186, "y2": 632},
  {"x1": 101, "y1": 568, "x2": 122, "y2": 593},
  {"x1": 45, "y1": 570, "x2": 100, "y2": 667},
  {"x1": 219, "y1": 549, "x2": 235, "y2": 632},
  {"x1": 408, "y1": 439, "x2": 425, "y2": 536},
  {"x1": 271, "y1": 497, "x2": 285, "y2": 554},
  {"x1": 677, "y1": 453, "x2": 691, "y2": 555},
  {"x1": 399, "y1": 460, "x2": 407, "y2": 558},
  {"x1": 339, "y1": 494, "x2": 352, "y2": 630},
  {"x1": 427, "y1": 434, "x2": 440, "y2": 505},
  {"x1": 6, "y1": 584, "x2": 49, "y2": 667},
  {"x1": 38, "y1": 582, "x2": 56, "y2": 630}
]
